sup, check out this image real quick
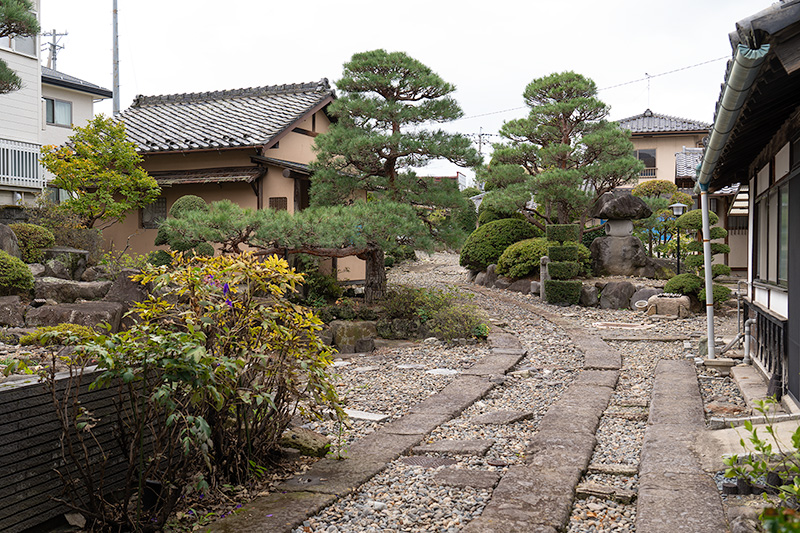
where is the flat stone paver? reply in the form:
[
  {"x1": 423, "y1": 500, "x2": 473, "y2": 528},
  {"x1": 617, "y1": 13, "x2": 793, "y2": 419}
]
[
  {"x1": 433, "y1": 468, "x2": 501, "y2": 490},
  {"x1": 411, "y1": 438, "x2": 495, "y2": 456},
  {"x1": 342, "y1": 408, "x2": 388, "y2": 422},
  {"x1": 471, "y1": 409, "x2": 534, "y2": 425}
]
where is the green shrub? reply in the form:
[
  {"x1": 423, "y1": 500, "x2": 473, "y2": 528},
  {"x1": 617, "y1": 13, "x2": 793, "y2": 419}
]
[
  {"x1": 460, "y1": 219, "x2": 539, "y2": 271},
  {"x1": 9, "y1": 223, "x2": 55, "y2": 263},
  {"x1": 26, "y1": 203, "x2": 105, "y2": 265},
  {"x1": 427, "y1": 303, "x2": 486, "y2": 341},
  {"x1": 685, "y1": 241, "x2": 730, "y2": 255},
  {"x1": 548, "y1": 245, "x2": 578, "y2": 262},
  {"x1": 0, "y1": 250, "x2": 34, "y2": 295},
  {"x1": 581, "y1": 226, "x2": 605, "y2": 248},
  {"x1": 495, "y1": 237, "x2": 549, "y2": 279},
  {"x1": 663, "y1": 273, "x2": 703, "y2": 295},
  {"x1": 710, "y1": 226, "x2": 728, "y2": 240},
  {"x1": 303, "y1": 271, "x2": 343, "y2": 305},
  {"x1": 702, "y1": 263, "x2": 732, "y2": 278},
  {"x1": 169, "y1": 194, "x2": 208, "y2": 219},
  {"x1": 334, "y1": 299, "x2": 357, "y2": 320},
  {"x1": 147, "y1": 249, "x2": 173, "y2": 267},
  {"x1": 676, "y1": 209, "x2": 718, "y2": 230},
  {"x1": 546, "y1": 224, "x2": 580, "y2": 244},
  {"x1": 568, "y1": 241, "x2": 593, "y2": 277},
  {"x1": 20, "y1": 324, "x2": 98, "y2": 346},
  {"x1": 544, "y1": 279, "x2": 582, "y2": 305},
  {"x1": 548, "y1": 261, "x2": 580, "y2": 280},
  {"x1": 357, "y1": 307, "x2": 379, "y2": 321},
  {"x1": 699, "y1": 284, "x2": 732, "y2": 306},
  {"x1": 315, "y1": 305, "x2": 337, "y2": 323},
  {"x1": 684, "y1": 254, "x2": 705, "y2": 269},
  {"x1": 379, "y1": 286, "x2": 487, "y2": 340}
]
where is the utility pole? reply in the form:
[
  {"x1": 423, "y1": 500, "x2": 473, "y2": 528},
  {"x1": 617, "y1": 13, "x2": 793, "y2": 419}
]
[
  {"x1": 112, "y1": 0, "x2": 120, "y2": 116},
  {"x1": 42, "y1": 29, "x2": 67, "y2": 70}
]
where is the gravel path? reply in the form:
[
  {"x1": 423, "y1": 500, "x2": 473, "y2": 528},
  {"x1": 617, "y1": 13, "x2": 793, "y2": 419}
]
[{"x1": 294, "y1": 252, "x2": 745, "y2": 533}]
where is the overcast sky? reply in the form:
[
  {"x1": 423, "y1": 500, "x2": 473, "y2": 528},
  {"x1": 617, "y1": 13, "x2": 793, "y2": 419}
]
[{"x1": 39, "y1": 1, "x2": 775, "y2": 182}]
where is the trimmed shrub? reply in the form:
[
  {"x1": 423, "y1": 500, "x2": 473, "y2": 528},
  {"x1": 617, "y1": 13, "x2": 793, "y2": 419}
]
[
  {"x1": 685, "y1": 241, "x2": 730, "y2": 255},
  {"x1": 544, "y1": 279, "x2": 582, "y2": 305},
  {"x1": 169, "y1": 194, "x2": 208, "y2": 219},
  {"x1": 548, "y1": 261, "x2": 580, "y2": 280},
  {"x1": 684, "y1": 254, "x2": 705, "y2": 269},
  {"x1": 548, "y1": 245, "x2": 578, "y2": 262},
  {"x1": 9, "y1": 223, "x2": 55, "y2": 263},
  {"x1": 710, "y1": 226, "x2": 728, "y2": 240},
  {"x1": 699, "y1": 284, "x2": 732, "y2": 306},
  {"x1": 20, "y1": 324, "x2": 98, "y2": 346},
  {"x1": 459, "y1": 218, "x2": 538, "y2": 271},
  {"x1": 581, "y1": 226, "x2": 605, "y2": 248},
  {"x1": 546, "y1": 224, "x2": 580, "y2": 244},
  {"x1": 702, "y1": 263, "x2": 732, "y2": 278},
  {"x1": 193, "y1": 242, "x2": 215, "y2": 256},
  {"x1": 496, "y1": 237, "x2": 549, "y2": 279},
  {"x1": 663, "y1": 273, "x2": 703, "y2": 296},
  {"x1": 0, "y1": 250, "x2": 34, "y2": 295},
  {"x1": 147, "y1": 249, "x2": 172, "y2": 267},
  {"x1": 676, "y1": 209, "x2": 718, "y2": 230}
]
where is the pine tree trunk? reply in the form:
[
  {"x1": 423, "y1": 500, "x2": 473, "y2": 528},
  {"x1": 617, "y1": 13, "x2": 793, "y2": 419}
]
[{"x1": 363, "y1": 248, "x2": 386, "y2": 304}]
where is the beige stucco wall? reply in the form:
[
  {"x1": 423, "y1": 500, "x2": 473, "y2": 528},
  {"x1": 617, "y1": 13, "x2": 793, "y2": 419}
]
[
  {"x1": 266, "y1": 110, "x2": 330, "y2": 164},
  {"x1": 632, "y1": 133, "x2": 705, "y2": 184}
]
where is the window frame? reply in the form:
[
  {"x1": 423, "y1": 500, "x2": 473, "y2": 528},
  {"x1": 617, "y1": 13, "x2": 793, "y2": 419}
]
[
  {"x1": 44, "y1": 97, "x2": 73, "y2": 127},
  {"x1": 141, "y1": 197, "x2": 168, "y2": 229}
]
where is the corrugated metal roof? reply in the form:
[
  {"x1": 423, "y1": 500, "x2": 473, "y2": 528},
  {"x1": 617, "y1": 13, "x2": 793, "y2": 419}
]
[
  {"x1": 675, "y1": 147, "x2": 704, "y2": 178},
  {"x1": 149, "y1": 166, "x2": 263, "y2": 186},
  {"x1": 119, "y1": 79, "x2": 334, "y2": 153},
  {"x1": 618, "y1": 109, "x2": 711, "y2": 134},
  {"x1": 41, "y1": 66, "x2": 113, "y2": 98}
]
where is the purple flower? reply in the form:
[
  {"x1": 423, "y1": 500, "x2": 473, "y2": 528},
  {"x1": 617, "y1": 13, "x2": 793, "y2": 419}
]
[
  {"x1": 225, "y1": 298, "x2": 233, "y2": 308},
  {"x1": 223, "y1": 282, "x2": 230, "y2": 295}
]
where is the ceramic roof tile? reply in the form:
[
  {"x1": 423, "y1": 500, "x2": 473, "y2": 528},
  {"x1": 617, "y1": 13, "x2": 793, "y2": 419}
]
[
  {"x1": 119, "y1": 79, "x2": 334, "y2": 153},
  {"x1": 618, "y1": 109, "x2": 711, "y2": 134},
  {"x1": 675, "y1": 147, "x2": 704, "y2": 178}
]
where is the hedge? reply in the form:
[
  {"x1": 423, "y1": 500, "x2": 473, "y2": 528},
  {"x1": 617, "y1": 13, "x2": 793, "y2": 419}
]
[
  {"x1": 460, "y1": 218, "x2": 539, "y2": 271},
  {"x1": 544, "y1": 279, "x2": 582, "y2": 305},
  {"x1": 545, "y1": 224, "x2": 580, "y2": 244},
  {"x1": 548, "y1": 261, "x2": 580, "y2": 280},
  {"x1": 548, "y1": 245, "x2": 578, "y2": 262}
]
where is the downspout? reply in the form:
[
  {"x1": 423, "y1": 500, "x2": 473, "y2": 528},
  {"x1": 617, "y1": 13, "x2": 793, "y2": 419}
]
[{"x1": 695, "y1": 43, "x2": 770, "y2": 358}]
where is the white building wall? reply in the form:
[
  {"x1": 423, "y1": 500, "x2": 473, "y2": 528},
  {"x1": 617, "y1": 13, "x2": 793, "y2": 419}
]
[
  {"x1": 0, "y1": 49, "x2": 41, "y2": 145},
  {"x1": 41, "y1": 85, "x2": 96, "y2": 148}
]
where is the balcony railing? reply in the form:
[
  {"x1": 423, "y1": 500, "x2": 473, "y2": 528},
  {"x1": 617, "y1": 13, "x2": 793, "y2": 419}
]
[
  {"x1": 639, "y1": 167, "x2": 657, "y2": 178},
  {"x1": 745, "y1": 300, "x2": 789, "y2": 399},
  {"x1": 0, "y1": 138, "x2": 44, "y2": 191}
]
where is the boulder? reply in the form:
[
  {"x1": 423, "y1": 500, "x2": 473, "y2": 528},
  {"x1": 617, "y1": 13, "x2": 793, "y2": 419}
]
[
  {"x1": 329, "y1": 320, "x2": 377, "y2": 348},
  {"x1": 646, "y1": 294, "x2": 692, "y2": 318},
  {"x1": 507, "y1": 279, "x2": 531, "y2": 294},
  {"x1": 0, "y1": 295, "x2": 25, "y2": 327},
  {"x1": 26, "y1": 301, "x2": 124, "y2": 332},
  {"x1": 0, "y1": 224, "x2": 21, "y2": 259},
  {"x1": 591, "y1": 192, "x2": 652, "y2": 220},
  {"x1": 484, "y1": 265, "x2": 498, "y2": 288},
  {"x1": 279, "y1": 427, "x2": 330, "y2": 458},
  {"x1": 34, "y1": 277, "x2": 112, "y2": 303},
  {"x1": 355, "y1": 338, "x2": 376, "y2": 353},
  {"x1": 104, "y1": 268, "x2": 148, "y2": 304},
  {"x1": 629, "y1": 287, "x2": 663, "y2": 310},
  {"x1": 599, "y1": 281, "x2": 636, "y2": 310},
  {"x1": 28, "y1": 263, "x2": 45, "y2": 278},
  {"x1": 529, "y1": 281, "x2": 541, "y2": 296},
  {"x1": 493, "y1": 277, "x2": 511, "y2": 290},
  {"x1": 82, "y1": 265, "x2": 114, "y2": 282},
  {"x1": 42, "y1": 247, "x2": 89, "y2": 281},
  {"x1": 474, "y1": 272, "x2": 487, "y2": 286},
  {"x1": 44, "y1": 259, "x2": 72, "y2": 280},
  {"x1": 466, "y1": 270, "x2": 480, "y2": 283},
  {"x1": 580, "y1": 284, "x2": 599, "y2": 307},
  {"x1": 590, "y1": 235, "x2": 670, "y2": 278}
]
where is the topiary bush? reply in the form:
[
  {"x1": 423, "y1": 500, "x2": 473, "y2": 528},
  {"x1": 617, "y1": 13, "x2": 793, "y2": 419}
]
[
  {"x1": 699, "y1": 284, "x2": 732, "y2": 307},
  {"x1": 0, "y1": 250, "x2": 34, "y2": 296},
  {"x1": 460, "y1": 218, "x2": 539, "y2": 271},
  {"x1": 544, "y1": 279, "x2": 582, "y2": 305},
  {"x1": 546, "y1": 224, "x2": 580, "y2": 244},
  {"x1": 676, "y1": 208, "x2": 718, "y2": 230},
  {"x1": 663, "y1": 273, "x2": 703, "y2": 296},
  {"x1": 168, "y1": 194, "x2": 208, "y2": 219},
  {"x1": 702, "y1": 263, "x2": 732, "y2": 278},
  {"x1": 20, "y1": 324, "x2": 98, "y2": 346},
  {"x1": 548, "y1": 261, "x2": 580, "y2": 280},
  {"x1": 496, "y1": 237, "x2": 549, "y2": 279},
  {"x1": 9, "y1": 223, "x2": 55, "y2": 263},
  {"x1": 548, "y1": 245, "x2": 578, "y2": 262}
]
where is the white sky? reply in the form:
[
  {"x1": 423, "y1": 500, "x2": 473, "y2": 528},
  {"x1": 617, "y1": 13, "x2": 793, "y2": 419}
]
[{"x1": 39, "y1": 0, "x2": 775, "y2": 183}]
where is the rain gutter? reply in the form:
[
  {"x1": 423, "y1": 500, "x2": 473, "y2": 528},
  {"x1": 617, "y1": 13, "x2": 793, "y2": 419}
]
[{"x1": 695, "y1": 43, "x2": 769, "y2": 358}]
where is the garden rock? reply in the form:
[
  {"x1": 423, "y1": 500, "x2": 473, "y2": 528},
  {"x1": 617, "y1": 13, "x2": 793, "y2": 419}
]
[
  {"x1": 330, "y1": 320, "x2": 377, "y2": 348},
  {"x1": 355, "y1": 338, "x2": 376, "y2": 353},
  {"x1": 629, "y1": 287, "x2": 663, "y2": 310},
  {"x1": 591, "y1": 192, "x2": 652, "y2": 220},
  {"x1": 104, "y1": 268, "x2": 148, "y2": 304},
  {"x1": 279, "y1": 426, "x2": 330, "y2": 458},
  {"x1": 580, "y1": 284, "x2": 599, "y2": 307},
  {"x1": 493, "y1": 277, "x2": 511, "y2": 290},
  {"x1": 28, "y1": 263, "x2": 45, "y2": 278},
  {"x1": 507, "y1": 279, "x2": 531, "y2": 294},
  {"x1": 81, "y1": 265, "x2": 114, "y2": 282},
  {"x1": 474, "y1": 272, "x2": 486, "y2": 286},
  {"x1": 484, "y1": 264, "x2": 498, "y2": 288},
  {"x1": 590, "y1": 235, "x2": 669, "y2": 278},
  {"x1": 530, "y1": 281, "x2": 541, "y2": 296},
  {"x1": 26, "y1": 301, "x2": 124, "y2": 332},
  {"x1": 44, "y1": 259, "x2": 71, "y2": 280},
  {"x1": 0, "y1": 224, "x2": 21, "y2": 259},
  {"x1": 599, "y1": 281, "x2": 636, "y2": 309},
  {"x1": 646, "y1": 294, "x2": 692, "y2": 317},
  {"x1": 0, "y1": 295, "x2": 25, "y2": 327},
  {"x1": 34, "y1": 278, "x2": 112, "y2": 303},
  {"x1": 43, "y1": 247, "x2": 89, "y2": 281}
]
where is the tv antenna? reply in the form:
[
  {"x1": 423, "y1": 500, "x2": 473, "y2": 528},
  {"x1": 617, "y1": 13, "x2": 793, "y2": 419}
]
[{"x1": 42, "y1": 29, "x2": 68, "y2": 70}]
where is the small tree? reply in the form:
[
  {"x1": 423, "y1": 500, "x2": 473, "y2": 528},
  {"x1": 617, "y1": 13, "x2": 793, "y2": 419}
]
[
  {"x1": 0, "y1": 0, "x2": 39, "y2": 94},
  {"x1": 40, "y1": 115, "x2": 161, "y2": 229}
]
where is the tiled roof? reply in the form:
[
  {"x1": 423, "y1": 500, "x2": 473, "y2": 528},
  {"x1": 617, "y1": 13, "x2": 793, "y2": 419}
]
[
  {"x1": 618, "y1": 109, "x2": 711, "y2": 134},
  {"x1": 120, "y1": 79, "x2": 334, "y2": 153},
  {"x1": 41, "y1": 66, "x2": 113, "y2": 98},
  {"x1": 675, "y1": 147, "x2": 704, "y2": 178},
  {"x1": 149, "y1": 166, "x2": 263, "y2": 186}
]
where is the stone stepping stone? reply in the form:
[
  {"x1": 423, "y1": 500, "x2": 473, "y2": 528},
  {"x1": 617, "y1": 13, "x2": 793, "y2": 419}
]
[
  {"x1": 433, "y1": 468, "x2": 501, "y2": 490},
  {"x1": 352, "y1": 365, "x2": 380, "y2": 373},
  {"x1": 411, "y1": 439, "x2": 495, "y2": 456},
  {"x1": 397, "y1": 363, "x2": 425, "y2": 370},
  {"x1": 471, "y1": 409, "x2": 534, "y2": 425},
  {"x1": 425, "y1": 368, "x2": 458, "y2": 376},
  {"x1": 587, "y1": 463, "x2": 639, "y2": 476},
  {"x1": 576, "y1": 481, "x2": 637, "y2": 504},
  {"x1": 332, "y1": 361, "x2": 352, "y2": 367},
  {"x1": 400, "y1": 456, "x2": 457, "y2": 468},
  {"x1": 343, "y1": 408, "x2": 389, "y2": 422}
]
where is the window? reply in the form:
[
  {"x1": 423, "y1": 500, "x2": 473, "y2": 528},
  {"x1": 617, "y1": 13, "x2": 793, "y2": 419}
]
[
  {"x1": 0, "y1": 34, "x2": 36, "y2": 56},
  {"x1": 754, "y1": 183, "x2": 790, "y2": 287},
  {"x1": 635, "y1": 149, "x2": 656, "y2": 177},
  {"x1": 45, "y1": 98, "x2": 72, "y2": 127},
  {"x1": 268, "y1": 197, "x2": 288, "y2": 211},
  {"x1": 141, "y1": 197, "x2": 167, "y2": 229}
]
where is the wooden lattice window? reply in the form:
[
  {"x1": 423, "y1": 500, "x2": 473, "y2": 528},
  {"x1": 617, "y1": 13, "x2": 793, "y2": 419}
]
[
  {"x1": 141, "y1": 197, "x2": 167, "y2": 229},
  {"x1": 269, "y1": 197, "x2": 288, "y2": 211}
]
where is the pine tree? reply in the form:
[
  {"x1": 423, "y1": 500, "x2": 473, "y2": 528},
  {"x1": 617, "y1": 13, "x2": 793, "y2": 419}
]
[{"x1": 0, "y1": 0, "x2": 39, "y2": 94}]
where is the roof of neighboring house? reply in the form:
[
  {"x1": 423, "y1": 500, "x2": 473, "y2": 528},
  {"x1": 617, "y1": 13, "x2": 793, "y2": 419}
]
[
  {"x1": 618, "y1": 109, "x2": 711, "y2": 134},
  {"x1": 41, "y1": 66, "x2": 113, "y2": 98},
  {"x1": 120, "y1": 79, "x2": 334, "y2": 153},
  {"x1": 675, "y1": 147, "x2": 704, "y2": 178},
  {"x1": 148, "y1": 166, "x2": 264, "y2": 186}
]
